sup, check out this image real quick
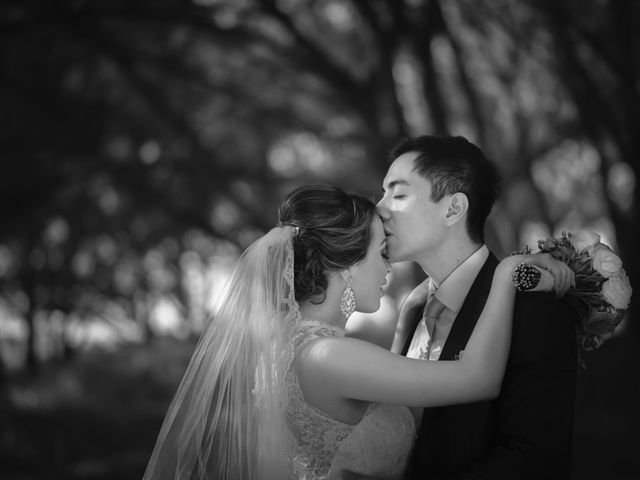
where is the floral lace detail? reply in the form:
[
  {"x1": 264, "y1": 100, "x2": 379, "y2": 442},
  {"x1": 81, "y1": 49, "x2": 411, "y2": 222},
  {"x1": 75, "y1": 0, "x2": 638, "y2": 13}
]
[
  {"x1": 327, "y1": 403, "x2": 415, "y2": 479},
  {"x1": 286, "y1": 320, "x2": 356, "y2": 479},
  {"x1": 281, "y1": 225, "x2": 303, "y2": 330}
]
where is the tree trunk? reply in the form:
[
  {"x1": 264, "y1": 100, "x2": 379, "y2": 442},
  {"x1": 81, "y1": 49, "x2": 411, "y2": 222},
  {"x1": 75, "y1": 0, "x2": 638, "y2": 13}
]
[
  {"x1": 25, "y1": 308, "x2": 38, "y2": 372},
  {"x1": 134, "y1": 290, "x2": 155, "y2": 344},
  {"x1": 411, "y1": 0, "x2": 449, "y2": 134}
]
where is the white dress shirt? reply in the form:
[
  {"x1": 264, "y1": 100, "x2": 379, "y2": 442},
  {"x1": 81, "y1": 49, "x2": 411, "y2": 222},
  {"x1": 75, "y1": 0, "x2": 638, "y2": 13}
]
[{"x1": 407, "y1": 245, "x2": 489, "y2": 361}]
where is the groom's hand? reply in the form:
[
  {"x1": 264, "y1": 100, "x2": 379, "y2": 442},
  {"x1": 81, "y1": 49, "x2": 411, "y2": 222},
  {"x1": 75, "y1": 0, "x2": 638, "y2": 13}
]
[
  {"x1": 402, "y1": 278, "x2": 432, "y2": 309},
  {"x1": 391, "y1": 279, "x2": 431, "y2": 353}
]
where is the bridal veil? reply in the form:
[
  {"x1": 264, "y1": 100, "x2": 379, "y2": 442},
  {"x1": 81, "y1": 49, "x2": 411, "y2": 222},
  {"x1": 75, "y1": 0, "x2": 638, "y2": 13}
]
[{"x1": 143, "y1": 226, "x2": 300, "y2": 480}]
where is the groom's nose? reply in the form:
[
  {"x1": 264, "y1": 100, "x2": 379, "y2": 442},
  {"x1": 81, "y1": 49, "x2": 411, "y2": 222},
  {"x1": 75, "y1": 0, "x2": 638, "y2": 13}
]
[{"x1": 376, "y1": 198, "x2": 390, "y2": 220}]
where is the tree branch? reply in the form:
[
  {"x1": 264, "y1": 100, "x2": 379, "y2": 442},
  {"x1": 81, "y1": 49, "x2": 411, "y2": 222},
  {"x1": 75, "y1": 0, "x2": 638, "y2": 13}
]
[
  {"x1": 409, "y1": 0, "x2": 449, "y2": 133},
  {"x1": 441, "y1": 4, "x2": 487, "y2": 146},
  {"x1": 258, "y1": 0, "x2": 359, "y2": 95}
]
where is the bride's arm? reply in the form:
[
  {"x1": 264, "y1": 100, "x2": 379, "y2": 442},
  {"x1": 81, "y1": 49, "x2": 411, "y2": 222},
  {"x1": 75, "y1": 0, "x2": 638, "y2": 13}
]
[{"x1": 298, "y1": 254, "x2": 573, "y2": 408}]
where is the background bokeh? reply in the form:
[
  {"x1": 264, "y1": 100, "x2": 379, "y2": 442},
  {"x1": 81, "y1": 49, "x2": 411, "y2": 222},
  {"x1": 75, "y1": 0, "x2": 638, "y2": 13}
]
[{"x1": 1, "y1": 0, "x2": 638, "y2": 478}]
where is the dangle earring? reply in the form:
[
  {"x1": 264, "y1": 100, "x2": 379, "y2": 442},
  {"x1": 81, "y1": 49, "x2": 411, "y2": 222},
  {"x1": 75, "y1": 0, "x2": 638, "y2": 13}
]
[{"x1": 340, "y1": 270, "x2": 356, "y2": 319}]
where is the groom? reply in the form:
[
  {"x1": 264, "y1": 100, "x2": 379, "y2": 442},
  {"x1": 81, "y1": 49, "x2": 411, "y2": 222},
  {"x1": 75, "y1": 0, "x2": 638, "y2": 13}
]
[{"x1": 377, "y1": 135, "x2": 578, "y2": 479}]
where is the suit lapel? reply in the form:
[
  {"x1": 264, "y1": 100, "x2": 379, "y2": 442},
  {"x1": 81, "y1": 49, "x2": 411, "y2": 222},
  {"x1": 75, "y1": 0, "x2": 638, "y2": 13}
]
[
  {"x1": 439, "y1": 253, "x2": 499, "y2": 361},
  {"x1": 401, "y1": 306, "x2": 425, "y2": 356}
]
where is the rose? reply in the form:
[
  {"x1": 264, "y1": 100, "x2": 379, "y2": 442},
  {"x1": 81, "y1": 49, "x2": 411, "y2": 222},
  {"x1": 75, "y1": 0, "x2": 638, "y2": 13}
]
[
  {"x1": 591, "y1": 244, "x2": 623, "y2": 278},
  {"x1": 601, "y1": 271, "x2": 633, "y2": 310},
  {"x1": 538, "y1": 237, "x2": 558, "y2": 251},
  {"x1": 568, "y1": 230, "x2": 601, "y2": 253},
  {"x1": 583, "y1": 311, "x2": 618, "y2": 335},
  {"x1": 583, "y1": 334, "x2": 606, "y2": 351}
]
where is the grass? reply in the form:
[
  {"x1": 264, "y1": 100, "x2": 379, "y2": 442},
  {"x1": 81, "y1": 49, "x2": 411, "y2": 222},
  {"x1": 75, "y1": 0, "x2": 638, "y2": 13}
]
[{"x1": 1, "y1": 337, "x2": 196, "y2": 480}]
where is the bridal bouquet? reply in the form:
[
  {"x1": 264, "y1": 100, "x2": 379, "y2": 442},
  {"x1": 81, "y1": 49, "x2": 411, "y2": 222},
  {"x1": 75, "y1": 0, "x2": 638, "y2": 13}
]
[{"x1": 512, "y1": 231, "x2": 632, "y2": 363}]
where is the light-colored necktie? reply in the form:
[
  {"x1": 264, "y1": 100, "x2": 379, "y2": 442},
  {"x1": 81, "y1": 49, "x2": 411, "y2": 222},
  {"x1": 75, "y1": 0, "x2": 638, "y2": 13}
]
[
  {"x1": 407, "y1": 292, "x2": 446, "y2": 360},
  {"x1": 422, "y1": 294, "x2": 446, "y2": 359}
]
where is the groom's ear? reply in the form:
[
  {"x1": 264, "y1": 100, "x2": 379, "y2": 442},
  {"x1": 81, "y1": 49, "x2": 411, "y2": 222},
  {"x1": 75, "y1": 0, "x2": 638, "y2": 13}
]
[{"x1": 444, "y1": 193, "x2": 469, "y2": 225}]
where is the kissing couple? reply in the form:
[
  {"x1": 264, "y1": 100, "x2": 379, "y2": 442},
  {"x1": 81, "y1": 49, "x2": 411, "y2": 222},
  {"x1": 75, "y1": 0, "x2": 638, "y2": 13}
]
[{"x1": 143, "y1": 135, "x2": 578, "y2": 479}]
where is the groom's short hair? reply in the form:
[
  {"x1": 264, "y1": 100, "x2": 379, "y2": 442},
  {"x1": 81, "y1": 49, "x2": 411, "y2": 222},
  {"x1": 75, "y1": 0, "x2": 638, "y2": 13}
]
[{"x1": 389, "y1": 135, "x2": 500, "y2": 244}]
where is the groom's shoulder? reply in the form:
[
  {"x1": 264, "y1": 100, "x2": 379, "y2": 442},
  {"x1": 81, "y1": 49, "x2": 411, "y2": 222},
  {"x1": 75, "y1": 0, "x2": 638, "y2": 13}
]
[
  {"x1": 513, "y1": 296, "x2": 577, "y2": 369},
  {"x1": 473, "y1": 250, "x2": 499, "y2": 285},
  {"x1": 514, "y1": 290, "x2": 575, "y2": 328},
  {"x1": 514, "y1": 290, "x2": 573, "y2": 317},
  {"x1": 512, "y1": 292, "x2": 577, "y2": 354}
]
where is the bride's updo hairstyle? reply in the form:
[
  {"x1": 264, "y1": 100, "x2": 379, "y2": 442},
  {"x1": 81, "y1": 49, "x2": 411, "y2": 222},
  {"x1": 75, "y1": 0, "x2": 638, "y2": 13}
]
[{"x1": 278, "y1": 184, "x2": 376, "y2": 303}]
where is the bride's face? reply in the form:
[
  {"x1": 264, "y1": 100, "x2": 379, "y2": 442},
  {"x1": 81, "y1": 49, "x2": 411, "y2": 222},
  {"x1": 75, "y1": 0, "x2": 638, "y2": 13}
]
[{"x1": 349, "y1": 216, "x2": 391, "y2": 313}]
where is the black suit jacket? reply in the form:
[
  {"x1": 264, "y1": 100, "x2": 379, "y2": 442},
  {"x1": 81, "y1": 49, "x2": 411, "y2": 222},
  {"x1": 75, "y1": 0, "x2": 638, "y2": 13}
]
[{"x1": 403, "y1": 253, "x2": 578, "y2": 480}]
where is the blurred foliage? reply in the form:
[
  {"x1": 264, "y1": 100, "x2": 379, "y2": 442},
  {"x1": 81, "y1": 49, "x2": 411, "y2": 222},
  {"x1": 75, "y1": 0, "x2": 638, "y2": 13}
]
[
  {"x1": 0, "y1": 0, "x2": 639, "y2": 478},
  {"x1": 1, "y1": 338, "x2": 196, "y2": 479},
  {"x1": 0, "y1": 0, "x2": 637, "y2": 365},
  {"x1": 1, "y1": 0, "x2": 638, "y2": 371}
]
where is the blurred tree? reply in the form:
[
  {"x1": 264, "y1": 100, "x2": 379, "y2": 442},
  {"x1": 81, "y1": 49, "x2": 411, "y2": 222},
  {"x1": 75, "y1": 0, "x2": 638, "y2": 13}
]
[
  {"x1": 535, "y1": 0, "x2": 640, "y2": 339},
  {"x1": 0, "y1": 0, "x2": 637, "y2": 372},
  {"x1": 0, "y1": 1, "x2": 638, "y2": 479}
]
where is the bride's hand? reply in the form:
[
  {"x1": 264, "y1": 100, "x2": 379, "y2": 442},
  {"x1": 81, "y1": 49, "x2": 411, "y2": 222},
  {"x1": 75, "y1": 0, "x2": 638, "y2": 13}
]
[
  {"x1": 499, "y1": 253, "x2": 575, "y2": 298},
  {"x1": 400, "y1": 278, "x2": 431, "y2": 311}
]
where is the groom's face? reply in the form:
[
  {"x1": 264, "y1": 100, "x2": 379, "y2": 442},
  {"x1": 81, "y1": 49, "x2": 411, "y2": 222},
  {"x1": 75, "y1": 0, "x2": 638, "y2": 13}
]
[{"x1": 377, "y1": 152, "x2": 448, "y2": 263}]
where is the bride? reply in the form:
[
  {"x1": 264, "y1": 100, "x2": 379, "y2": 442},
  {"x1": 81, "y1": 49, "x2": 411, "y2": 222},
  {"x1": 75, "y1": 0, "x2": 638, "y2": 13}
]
[{"x1": 142, "y1": 184, "x2": 573, "y2": 480}]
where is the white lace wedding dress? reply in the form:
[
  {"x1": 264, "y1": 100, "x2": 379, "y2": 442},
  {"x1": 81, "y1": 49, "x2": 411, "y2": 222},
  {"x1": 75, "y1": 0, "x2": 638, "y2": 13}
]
[{"x1": 286, "y1": 320, "x2": 416, "y2": 479}]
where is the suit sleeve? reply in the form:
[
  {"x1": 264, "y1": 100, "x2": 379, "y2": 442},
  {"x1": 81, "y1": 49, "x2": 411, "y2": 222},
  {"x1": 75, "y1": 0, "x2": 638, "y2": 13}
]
[{"x1": 452, "y1": 292, "x2": 578, "y2": 480}]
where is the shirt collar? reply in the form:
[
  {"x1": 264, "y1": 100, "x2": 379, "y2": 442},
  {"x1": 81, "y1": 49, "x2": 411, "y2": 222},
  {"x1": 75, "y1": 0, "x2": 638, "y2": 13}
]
[{"x1": 430, "y1": 245, "x2": 489, "y2": 314}]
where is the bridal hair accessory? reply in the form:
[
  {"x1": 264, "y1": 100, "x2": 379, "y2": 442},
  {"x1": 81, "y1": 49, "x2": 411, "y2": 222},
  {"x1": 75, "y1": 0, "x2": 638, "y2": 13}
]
[
  {"x1": 289, "y1": 224, "x2": 300, "y2": 236},
  {"x1": 512, "y1": 230, "x2": 632, "y2": 366},
  {"x1": 279, "y1": 222, "x2": 300, "y2": 237},
  {"x1": 340, "y1": 270, "x2": 356, "y2": 319}
]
